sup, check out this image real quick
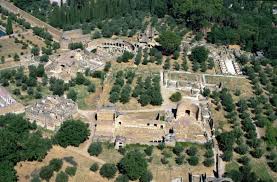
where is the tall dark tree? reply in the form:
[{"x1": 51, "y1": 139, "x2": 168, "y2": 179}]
[{"x1": 6, "y1": 16, "x2": 13, "y2": 35}]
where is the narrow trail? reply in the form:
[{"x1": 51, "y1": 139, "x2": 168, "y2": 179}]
[{"x1": 67, "y1": 146, "x2": 105, "y2": 165}]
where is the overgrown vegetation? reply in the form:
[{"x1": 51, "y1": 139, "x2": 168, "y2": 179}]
[{"x1": 0, "y1": 114, "x2": 52, "y2": 181}]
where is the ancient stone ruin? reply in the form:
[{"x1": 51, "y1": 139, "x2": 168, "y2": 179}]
[{"x1": 25, "y1": 96, "x2": 78, "y2": 131}]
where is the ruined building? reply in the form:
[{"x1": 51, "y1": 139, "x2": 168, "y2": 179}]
[
  {"x1": 25, "y1": 96, "x2": 77, "y2": 131},
  {"x1": 0, "y1": 86, "x2": 16, "y2": 108},
  {"x1": 92, "y1": 98, "x2": 211, "y2": 148},
  {"x1": 45, "y1": 50, "x2": 104, "y2": 81}
]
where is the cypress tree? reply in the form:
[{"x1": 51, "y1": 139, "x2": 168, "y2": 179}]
[{"x1": 6, "y1": 16, "x2": 13, "y2": 35}]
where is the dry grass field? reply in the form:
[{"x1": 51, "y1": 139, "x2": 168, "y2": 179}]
[
  {"x1": 0, "y1": 37, "x2": 29, "y2": 58},
  {"x1": 21, "y1": 32, "x2": 46, "y2": 48},
  {"x1": 150, "y1": 146, "x2": 214, "y2": 182},
  {"x1": 168, "y1": 72, "x2": 199, "y2": 82},
  {"x1": 16, "y1": 146, "x2": 110, "y2": 182},
  {"x1": 15, "y1": 142, "x2": 214, "y2": 182},
  {"x1": 205, "y1": 75, "x2": 253, "y2": 98}
]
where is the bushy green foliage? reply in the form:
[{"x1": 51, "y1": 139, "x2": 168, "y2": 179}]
[
  {"x1": 175, "y1": 155, "x2": 185, "y2": 165},
  {"x1": 203, "y1": 158, "x2": 214, "y2": 167},
  {"x1": 54, "y1": 120, "x2": 89, "y2": 147},
  {"x1": 49, "y1": 158, "x2": 63, "y2": 172},
  {"x1": 0, "y1": 114, "x2": 51, "y2": 182},
  {"x1": 55, "y1": 171, "x2": 68, "y2": 182},
  {"x1": 67, "y1": 89, "x2": 77, "y2": 101},
  {"x1": 118, "y1": 150, "x2": 148, "y2": 180},
  {"x1": 144, "y1": 146, "x2": 154, "y2": 156},
  {"x1": 139, "y1": 171, "x2": 153, "y2": 182},
  {"x1": 117, "y1": 51, "x2": 134, "y2": 63},
  {"x1": 6, "y1": 16, "x2": 13, "y2": 35},
  {"x1": 132, "y1": 75, "x2": 163, "y2": 106},
  {"x1": 115, "y1": 175, "x2": 129, "y2": 182},
  {"x1": 39, "y1": 165, "x2": 54, "y2": 181},
  {"x1": 68, "y1": 42, "x2": 84, "y2": 50},
  {"x1": 90, "y1": 163, "x2": 99, "y2": 172},
  {"x1": 99, "y1": 163, "x2": 117, "y2": 179},
  {"x1": 88, "y1": 142, "x2": 103, "y2": 156},
  {"x1": 169, "y1": 92, "x2": 182, "y2": 102},
  {"x1": 186, "y1": 146, "x2": 198, "y2": 156},
  {"x1": 158, "y1": 31, "x2": 181, "y2": 55},
  {"x1": 65, "y1": 166, "x2": 77, "y2": 176},
  {"x1": 188, "y1": 156, "x2": 199, "y2": 166},
  {"x1": 173, "y1": 143, "x2": 184, "y2": 155}
]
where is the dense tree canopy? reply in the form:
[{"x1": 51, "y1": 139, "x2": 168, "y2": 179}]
[
  {"x1": 10, "y1": 0, "x2": 277, "y2": 58},
  {"x1": 118, "y1": 150, "x2": 148, "y2": 180},
  {"x1": 54, "y1": 120, "x2": 90, "y2": 147},
  {"x1": 158, "y1": 31, "x2": 181, "y2": 55},
  {"x1": 99, "y1": 163, "x2": 117, "y2": 179},
  {"x1": 0, "y1": 114, "x2": 51, "y2": 182}
]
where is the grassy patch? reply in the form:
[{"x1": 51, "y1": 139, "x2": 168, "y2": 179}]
[
  {"x1": 97, "y1": 142, "x2": 122, "y2": 164},
  {"x1": 225, "y1": 161, "x2": 240, "y2": 173},
  {"x1": 74, "y1": 85, "x2": 90, "y2": 109},
  {"x1": 205, "y1": 76, "x2": 253, "y2": 98},
  {"x1": 250, "y1": 159, "x2": 274, "y2": 181}
]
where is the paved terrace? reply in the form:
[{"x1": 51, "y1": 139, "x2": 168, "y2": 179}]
[{"x1": 0, "y1": 0, "x2": 62, "y2": 42}]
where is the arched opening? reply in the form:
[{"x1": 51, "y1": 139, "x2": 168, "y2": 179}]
[{"x1": 185, "y1": 110, "x2": 191, "y2": 116}]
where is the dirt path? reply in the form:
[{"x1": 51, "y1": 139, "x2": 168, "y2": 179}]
[{"x1": 67, "y1": 146, "x2": 105, "y2": 165}]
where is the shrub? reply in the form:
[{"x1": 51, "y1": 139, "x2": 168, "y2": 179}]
[
  {"x1": 39, "y1": 166, "x2": 54, "y2": 181},
  {"x1": 99, "y1": 163, "x2": 117, "y2": 179},
  {"x1": 235, "y1": 144, "x2": 248, "y2": 155},
  {"x1": 65, "y1": 166, "x2": 77, "y2": 176},
  {"x1": 115, "y1": 175, "x2": 129, "y2": 182},
  {"x1": 222, "y1": 150, "x2": 233, "y2": 161},
  {"x1": 204, "y1": 149, "x2": 214, "y2": 158},
  {"x1": 49, "y1": 158, "x2": 63, "y2": 172},
  {"x1": 251, "y1": 148, "x2": 264, "y2": 158},
  {"x1": 237, "y1": 156, "x2": 250, "y2": 165},
  {"x1": 68, "y1": 42, "x2": 83, "y2": 50},
  {"x1": 157, "y1": 143, "x2": 165, "y2": 150},
  {"x1": 90, "y1": 163, "x2": 99, "y2": 172},
  {"x1": 162, "y1": 150, "x2": 173, "y2": 158},
  {"x1": 173, "y1": 143, "x2": 184, "y2": 155},
  {"x1": 88, "y1": 142, "x2": 103, "y2": 156},
  {"x1": 55, "y1": 171, "x2": 68, "y2": 182},
  {"x1": 170, "y1": 92, "x2": 182, "y2": 102},
  {"x1": 186, "y1": 146, "x2": 198, "y2": 156},
  {"x1": 63, "y1": 156, "x2": 77, "y2": 166},
  {"x1": 268, "y1": 160, "x2": 277, "y2": 172},
  {"x1": 267, "y1": 152, "x2": 277, "y2": 161},
  {"x1": 203, "y1": 158, "x2": 214, "y2": 167},
  {"x1": 139, "y1": 171, "x2": 153, "y2": 182},
  {"x1": 144, "y1": 146, "x2": 154, "y2": 156},
  {"x1": 175, "y1": 155, "x2": 185, "y2": 165},
  {"x1": 87, "y1": 83, "x2": 96, "y2": 92},
  {"x1": 188, "y1": 156, "x2": 199, "y2": 166},
  {"x1": 161, "y1": 157, "x2": 169, "y2": 164}
]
